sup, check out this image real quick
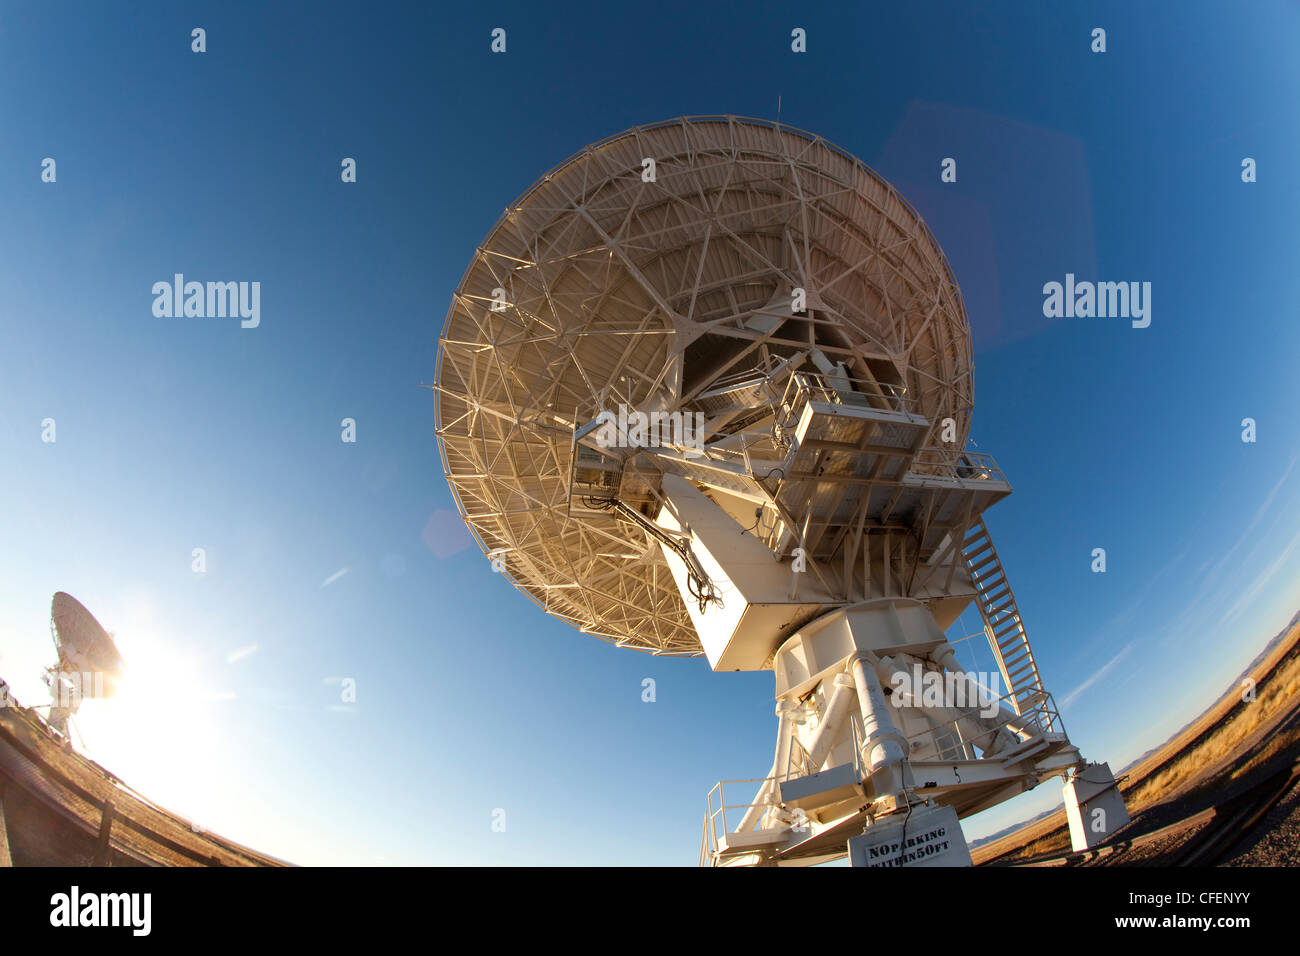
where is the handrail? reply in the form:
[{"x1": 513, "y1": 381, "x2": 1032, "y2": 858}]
[
  {"x1": 702, "y1": 776, "x2": 787, "y2": 865},
  {"x1": 780, "y1": 371, "x2": 913, "y2": 417},
  {"x1": 700, "y1": 706, "x2": 874, "y2": 866},
  {"x1": 911, "y1": 446, "x2": 1008, "y2": 483},
  {"x1": 892, "y1": 679, "x2": 1064, "y2": 754}
]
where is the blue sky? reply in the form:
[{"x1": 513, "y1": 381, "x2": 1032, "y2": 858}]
[{"x1": 1, "y1": 1, "x2": 1298, "y2": 864}]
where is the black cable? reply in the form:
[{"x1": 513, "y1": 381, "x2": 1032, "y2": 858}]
[
  {"x1": 591, "y1": 495, "x2": 723, "y2": 615},
  {"x1": 894, "y1": 795, "x2": 914, "y2": 869}
]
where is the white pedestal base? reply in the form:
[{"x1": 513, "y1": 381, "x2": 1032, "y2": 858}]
[{"x1": 1064, "y1": 761, "x2": 1130, "y2": 851}]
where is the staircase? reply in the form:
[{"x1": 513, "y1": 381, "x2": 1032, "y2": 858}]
[{"x1": 961, "y1": 518, "x2": 1052, "y2": 728}]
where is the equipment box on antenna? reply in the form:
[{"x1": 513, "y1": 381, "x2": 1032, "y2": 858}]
[{"x1": 568, "y1": 420, "x2": 625, "y2": 518}]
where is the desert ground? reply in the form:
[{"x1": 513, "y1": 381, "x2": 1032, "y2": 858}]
[{"x1": 973, "y1": 617, "x2": 1300, "y2": 866}]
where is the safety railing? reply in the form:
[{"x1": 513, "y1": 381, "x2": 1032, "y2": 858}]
[
  {"x1": 910, "y1": 446, "x2": 1008, "y2": 484},
  {"x1": 894, "y1": 678, "x2": 1065, "y2": 758},
  {"x1": 699, "y1": 709, "x2": 869, "y2": 866},
  {"x1": 700, "y1": 777, "x2": 777, "y2": 866},
  {"x1": 779, "y1": 371, "x2": 913, "y2": 419}
]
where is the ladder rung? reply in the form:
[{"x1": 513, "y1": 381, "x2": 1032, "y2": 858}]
[
  {"x1": 977, "y1": 574, "x2": 1008, "y2": 598},
  {"x1": 983, "y1": 583, "x2": 1011, "y2": 605},
  {"x1": 1002, "y1": 649, "x2": 1033, "y2": 670},
  {"x1": 1007, "y1": 661, "x2": 1037, "y2": 682},
  {"x1": 999, "y1": 651, "x2": 1030, "y2": 669},
  {"x1": 993, "y1": 621, "x2": 1024, "y2": 642}
]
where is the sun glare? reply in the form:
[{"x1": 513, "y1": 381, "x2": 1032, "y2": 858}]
[{"x1": 73, "y1": 622, "x2": 234, "y2": 831}]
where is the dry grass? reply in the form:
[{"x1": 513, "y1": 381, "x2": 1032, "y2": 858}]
[{"x1": 1125, "y1": 627, "x2": 1300, "y2": 812}]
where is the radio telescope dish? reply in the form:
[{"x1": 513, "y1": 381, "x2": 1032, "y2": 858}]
[
  {"x1": 50, "y1": 591, "x2": 124, "y2": 685},
  {"x1": 436, "y1": 116, "x2": 974, "y2": 655},
  {"x1": 436, "y1": 117, "x2": 1127, "y2": 865},
  {"x1": 45, "y1": 592, "x2": 124, "y2": 736}
]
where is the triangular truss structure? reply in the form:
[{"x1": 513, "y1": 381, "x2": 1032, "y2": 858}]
[{"x1": 436, "y1": 116, "x2": 973, "y2": 655}]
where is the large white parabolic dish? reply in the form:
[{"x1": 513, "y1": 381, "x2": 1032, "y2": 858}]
[{"x1": 435, "y1": 117, "x2": 974, "y2": 655}]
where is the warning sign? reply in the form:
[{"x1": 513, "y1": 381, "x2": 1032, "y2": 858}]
[{"x1": 848, "y1": 803, "x2": 972, "y2": 868}]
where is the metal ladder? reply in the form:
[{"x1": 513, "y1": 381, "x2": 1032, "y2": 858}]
[{"x1": 961, "y1": 517, "x2": 1047, "y2": 721}]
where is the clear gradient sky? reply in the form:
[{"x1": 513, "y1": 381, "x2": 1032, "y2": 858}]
[{"x1": 2, "y1": 2, "x2": 1299, "y2": 865}]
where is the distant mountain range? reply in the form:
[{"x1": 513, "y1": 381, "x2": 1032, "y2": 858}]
[{"x1": 968, "y1": 801, "x2": 1059, "y2": 849}]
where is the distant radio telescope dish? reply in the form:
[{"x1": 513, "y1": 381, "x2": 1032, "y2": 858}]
[
  {"x1": 436, "y1": 116, "x2": 974, "y2": 656},
  {"x1": 50, "y1": 591, "x2": 124, "y2": 687},
  {"x1": 45, "y1": 591, "x2": 126, "y2": 738}
]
